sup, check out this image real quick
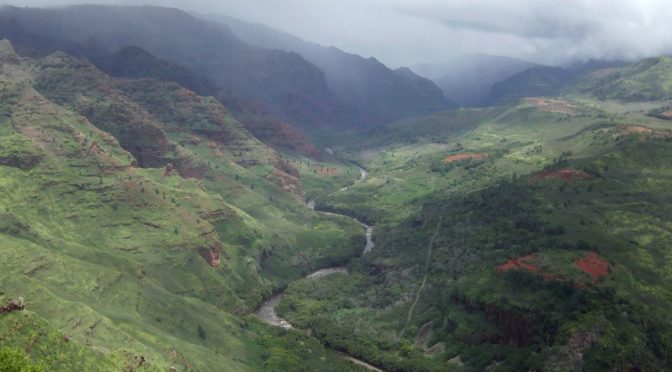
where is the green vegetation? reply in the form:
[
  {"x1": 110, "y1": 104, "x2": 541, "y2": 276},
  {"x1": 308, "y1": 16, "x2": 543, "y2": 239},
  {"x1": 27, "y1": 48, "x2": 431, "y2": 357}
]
[
  {"x1": 4, "y1": 18, "x2": 672, "y2": 371},
  {"x1": 276, "y1": 95, "x2": 672, "y2": 370},
  {"x1": 572, "y1": 56, "x2": 672, "y2": 101},
  {"x1": 0, "y1": 40, "x2": 365, "y2": 370},
  {"x1": 0, "y1": 346, "x2": 45, "y2": 372},
  {"x1": 0, "y1": 134, "x2": 44, "y2": 170}
]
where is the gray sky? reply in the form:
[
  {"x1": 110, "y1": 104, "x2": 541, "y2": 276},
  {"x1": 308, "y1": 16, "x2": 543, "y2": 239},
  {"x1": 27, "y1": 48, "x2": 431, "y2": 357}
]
[{"x1": 5, "y1": 0, "x2": 672, "y2": 67}]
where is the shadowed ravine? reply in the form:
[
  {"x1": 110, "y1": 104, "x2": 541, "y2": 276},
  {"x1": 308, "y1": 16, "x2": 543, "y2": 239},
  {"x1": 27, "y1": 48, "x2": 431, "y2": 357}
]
[{"x1": 255, "y1": 168, "x2": 382, "y2": 371}]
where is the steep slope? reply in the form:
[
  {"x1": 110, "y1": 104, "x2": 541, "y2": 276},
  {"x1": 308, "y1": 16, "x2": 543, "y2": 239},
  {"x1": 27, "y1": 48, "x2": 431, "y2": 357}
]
[
  {"x1": 90, "y1": 46, "x2": 217, "y2": 97},
  {"x1": 1, "y1": 5, "x2": 453, "y2": 133},
  {"x1": 209, "y1": 13, "x2": 455, "y2": 124},
  {"x1": 0, "y1": 5, "x2": 342, "y2": 129},
  {"x1": 490, "y1": 60, "x2": 628, "y2": 105},
  {"x1": 0, "y1": 13, "x2": 322, "y2": 158},
  {"x1": 0, "y1": 40, "x2": 365, "y2": 370},
  {"x1": 489, "y1": 66, "x2": 575, "y2": 105},
  {"x1": 412, "y1": 54, "x2": 541, "y2": 107},
  {"x1": 571, "y1": 56, "x2": 672, "y2": 101}
]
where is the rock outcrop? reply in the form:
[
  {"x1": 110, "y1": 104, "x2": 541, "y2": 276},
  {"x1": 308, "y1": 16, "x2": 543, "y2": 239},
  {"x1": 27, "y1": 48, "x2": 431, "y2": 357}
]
[
  {"x1": 198, "y1": 241, "x2": 222, "y2": 267},
  {"x1": 0, "y1": 297, "x2": 25, "y2": 314}
]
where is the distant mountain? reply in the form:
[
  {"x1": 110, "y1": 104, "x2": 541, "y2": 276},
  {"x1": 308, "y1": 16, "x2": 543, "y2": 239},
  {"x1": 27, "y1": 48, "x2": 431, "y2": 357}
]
[
  {"x1": 91, "y1": 46, "x2": 217, "y2": 96},
  {"x1": 0, "y1": 5, "x2": 342, "y2": 129},
  {"x1": 207, "y1": 14, "x2": 455, "y2": 122},
  {"x1": 489, "y1": 60, "x2": 628, "y2": 105},
  {"x1": 0, "y1": 5, "x2": 452, "y2": 134},
  {"x1": 570, "y1": 56, "x2": 672, "y2": 101},
  {"x1": 0, "y1": 11, "x2": 321, "y2": 157},
  {"x1": 411, "y1": 54, "x2": 541, "y2": 107}
]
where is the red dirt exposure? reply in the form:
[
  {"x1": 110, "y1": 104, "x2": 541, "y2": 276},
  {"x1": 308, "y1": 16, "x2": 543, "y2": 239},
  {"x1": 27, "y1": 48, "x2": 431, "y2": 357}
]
[
  {"x1": 497, "y1": 254, "x2": 539, "y2": 274},
  {"x1": 199, "y1": 242, "x2": 222, "y2": 267},
  {"x1": 575, "y1": 252, "x2": 610, "y2": 283},
  {"x1": 621, "y1": 125, "x2": 653, "y2": 135},
  {"x1": 618, "y1": 125, "x2": 672, "y2": 140},
  {"x1": 84, "y1": 141, "x2": 102, "y2": 157},
  {"x1": 497, "y1": 255, "x2": 563, "y2": 283},
  {"x1": 444, "y1": 153, "x2": 486, "y2": 164},
  {"x1": 316, "y1": 167, "x2": 339, "y2": 176},
  {"x1": 524, "y1": 97, "x2": 580, "y2": 116},
  {"x1": 532, "y1": 168, "x2": 590, "y2": 182}
]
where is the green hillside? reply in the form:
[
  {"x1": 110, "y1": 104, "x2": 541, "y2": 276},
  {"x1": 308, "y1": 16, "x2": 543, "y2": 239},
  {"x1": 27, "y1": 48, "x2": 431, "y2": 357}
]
[
  {"x1": 3, "y1": 7, "x2": 672, "y2": 371},
  {"x1": 571, "y1": 56, "x2": 672, "y2": 102},
  {"x1": 0, "y1": 39, "x2": 366, "y2": 370},
  {"x1": 277, "y1": 96, "x2": 672, "y2": 370}
]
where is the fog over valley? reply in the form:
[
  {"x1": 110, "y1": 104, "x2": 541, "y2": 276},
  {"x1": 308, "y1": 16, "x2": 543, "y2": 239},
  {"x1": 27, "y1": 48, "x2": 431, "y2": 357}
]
[{"x1": 4, "y1": 0, "x2": 672, "y2": 67}]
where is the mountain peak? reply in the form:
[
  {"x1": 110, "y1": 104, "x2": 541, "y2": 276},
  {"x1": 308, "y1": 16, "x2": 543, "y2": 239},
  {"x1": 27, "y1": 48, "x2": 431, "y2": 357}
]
[{"x1": 0, "y1": 39, "x2": 19, "y2": 63}]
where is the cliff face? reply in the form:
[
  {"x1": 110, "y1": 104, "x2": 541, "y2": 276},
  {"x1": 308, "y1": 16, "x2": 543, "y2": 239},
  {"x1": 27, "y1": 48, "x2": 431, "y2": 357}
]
[
  {"x1": 0, "y1": 5, "x2": 340, "y2": 129},
  {"x1": 20, "y1": 44, "x2": 306, "y2": 202},
  {"x1": 213, "y1": 14, "x2": 456, "y2": 127},
  {"x1": 0, "y1": 7, "x2": 327, "y2": 156},
  {"x1": 1, "y1": 5, "x2": 453, "y2": 135},
  {"x1": 91, "y1": 46, "x2": 217, "y2": 97},
  {"x1": 34, "y1": 52, "x2": 173, "y2": 167}
]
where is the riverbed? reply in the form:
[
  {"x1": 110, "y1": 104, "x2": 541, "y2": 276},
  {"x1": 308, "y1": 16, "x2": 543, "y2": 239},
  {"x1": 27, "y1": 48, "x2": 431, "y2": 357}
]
[{"x1": 255, "y1": 166, "x2": 382, "y2": 371}]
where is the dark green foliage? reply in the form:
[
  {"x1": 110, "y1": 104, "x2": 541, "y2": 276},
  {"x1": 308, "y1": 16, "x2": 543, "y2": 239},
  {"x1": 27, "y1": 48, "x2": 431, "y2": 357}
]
[
  {"x1": 0, "y1": 134, "x2": 44, "y2": 170},
  {"x1": 0, "y1": 347, "x2": 45, "y2": 372}
]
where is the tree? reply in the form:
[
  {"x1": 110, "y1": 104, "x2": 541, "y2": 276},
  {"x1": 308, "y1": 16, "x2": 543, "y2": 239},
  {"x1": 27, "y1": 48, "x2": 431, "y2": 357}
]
[{"x1": 197, "y1": 325, "x2": 206, "y2": 339}]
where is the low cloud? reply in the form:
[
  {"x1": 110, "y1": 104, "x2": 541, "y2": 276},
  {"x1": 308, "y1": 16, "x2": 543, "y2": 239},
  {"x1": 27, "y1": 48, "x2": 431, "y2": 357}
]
[{"x1": 4, "y1": 0, "x2": 672, "y2": 67}]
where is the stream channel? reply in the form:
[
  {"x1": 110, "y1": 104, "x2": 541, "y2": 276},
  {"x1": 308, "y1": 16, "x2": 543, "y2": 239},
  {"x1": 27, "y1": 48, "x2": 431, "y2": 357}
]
[{"x1": 255, "y1": 167, "x2": 382, "y2": 371}]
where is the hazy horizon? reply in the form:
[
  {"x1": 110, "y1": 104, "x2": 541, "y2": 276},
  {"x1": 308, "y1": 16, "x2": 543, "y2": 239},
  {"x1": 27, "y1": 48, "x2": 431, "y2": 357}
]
[{"x1": 2, "y1": 0, "x2": 672, "y2": 68}]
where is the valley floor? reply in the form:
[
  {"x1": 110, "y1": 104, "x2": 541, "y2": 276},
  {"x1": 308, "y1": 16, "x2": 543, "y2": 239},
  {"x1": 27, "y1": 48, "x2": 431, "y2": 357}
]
[{"x1": 3, "y1": 35, "x2": 672, "y2": 371}]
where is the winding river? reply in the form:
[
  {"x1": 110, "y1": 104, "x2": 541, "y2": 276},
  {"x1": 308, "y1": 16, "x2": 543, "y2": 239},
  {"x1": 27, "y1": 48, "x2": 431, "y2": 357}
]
[{"x1": 255, "y1": 167, "x2": 382, "y2": 371}]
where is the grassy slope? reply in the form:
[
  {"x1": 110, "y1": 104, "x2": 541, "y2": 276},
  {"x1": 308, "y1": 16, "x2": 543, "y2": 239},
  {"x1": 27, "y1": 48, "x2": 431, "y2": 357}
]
[
  {"x1": 0, "y1": 40, "x2": 365, "y2": 371},
  {"x1": 571, "y1": 56, "x2": 672, "y2": 102},
  {"x1": 278, "y1": 96, "x2": 672, "y2": 370}
]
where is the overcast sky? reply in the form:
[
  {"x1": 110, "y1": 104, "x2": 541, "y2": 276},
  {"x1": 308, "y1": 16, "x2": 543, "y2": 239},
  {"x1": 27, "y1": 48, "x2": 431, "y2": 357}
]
[{"x1": 4, "y1": 0, "x2": 672, "y2": 67}]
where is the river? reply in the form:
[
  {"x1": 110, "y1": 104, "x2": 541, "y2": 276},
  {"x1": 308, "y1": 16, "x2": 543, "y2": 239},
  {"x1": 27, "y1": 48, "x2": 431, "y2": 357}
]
[
  {"x1": 340, "y1": 167, "x2": 368, "y2": 191},
  {"x1": 255, "y1": 166, "x2": 382, "y2": 371}
]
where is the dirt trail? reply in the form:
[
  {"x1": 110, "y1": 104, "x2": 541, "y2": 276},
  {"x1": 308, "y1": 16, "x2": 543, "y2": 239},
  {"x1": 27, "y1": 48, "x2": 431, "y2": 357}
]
[{"x1": 400, "y1": 218, "x2": 442, "y2": 338}]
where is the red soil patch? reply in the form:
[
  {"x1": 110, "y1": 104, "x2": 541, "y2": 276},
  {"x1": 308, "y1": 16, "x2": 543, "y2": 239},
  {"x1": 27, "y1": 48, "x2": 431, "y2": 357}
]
[
  {"x1": 443, "y1": 153, "x2": 486, "y2": 164},
  {"x1": 532, "y1": 168, "x2": 590, "y2": 182},
  {"x1": 497, "y1": 254, "x2": 564, "y2": 283},
  {"x1": 524, "y1": 97, "x2": 580, "y2": 116},
  {"x1": 497, "y1": 254, "x2": 539, "y2": 274},
  {"x1": 316, "y1": 167, "x2": 339, "y2": 176},
  {"x1": 575, "y1": 252, "x2": 610, "y2": 283},
  {"x1": 617, "y1": 125, "x2": 672, "y2": 140},
  {"x1": 621, "y1": 125, "x2": 653, "y2": 134}
]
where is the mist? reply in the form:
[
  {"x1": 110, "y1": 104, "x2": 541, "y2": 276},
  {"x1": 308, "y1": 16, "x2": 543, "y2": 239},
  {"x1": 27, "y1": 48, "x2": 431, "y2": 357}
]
[{"x1": 3, "y1": 0, "x2": 672, "y2": 67}]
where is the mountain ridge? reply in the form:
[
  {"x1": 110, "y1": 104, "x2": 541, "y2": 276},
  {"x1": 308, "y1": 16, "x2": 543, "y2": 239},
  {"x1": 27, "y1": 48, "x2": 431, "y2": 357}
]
[
  {"x1": 1, "y1": 4, "x2": 453, "y2": 135},
  {"x1": 206, "y1": 13, "x2": 456, "y2": 123},
  {"x1": 411, "y1": 53, "x2": 541, "y2": 107}
]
